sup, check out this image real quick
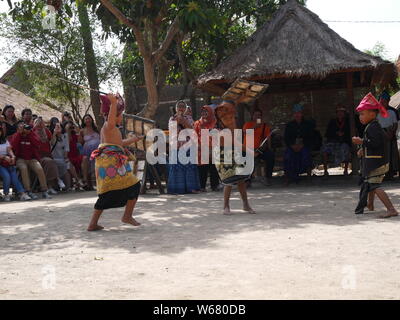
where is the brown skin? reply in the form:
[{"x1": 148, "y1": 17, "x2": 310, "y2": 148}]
[
  {"x1": 87, "y1": 93, "x2": 143, "y2": 231},
  {"x1": 352, "y1": 109, "x2": 398, "y2": 218}
]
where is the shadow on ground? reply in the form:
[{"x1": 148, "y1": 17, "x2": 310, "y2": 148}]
[{"x1": 1, "y1": 175, "x2": 399, "y2": 256}]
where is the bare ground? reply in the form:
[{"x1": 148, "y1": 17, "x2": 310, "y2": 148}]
[{"x1": 1, "y1": 176, "x2": 400, "y2": 300}]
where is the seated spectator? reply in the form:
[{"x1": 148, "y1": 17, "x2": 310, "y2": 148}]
[
  {"x1": 321, "y1": 106, "x2": 352, "y2": 176},
  {"x1": 22, "y1": 108, "x2": 34, "y2": 126},
  {"x1": 10, "y1": 121, "x2": 52, "y2": 199},
  {"x1": 61, "y1": 111, "x2": 73, "y2": 126},
  {"x1": 2, "y1": 105, "x2": 18, "y2": 139},
  {"x1": 32, "y1": 117, "x2": 63, "y2": 194},
  {"x1": 243, "y1": 109, "x2": 275, "y2": 186},
  {"x1": 50, "y1": 120, "x2": 84, "y2": 191},
  {"x1": 65, "y1": 121, "x2": 90, "y2": 189},
  {"x1": 0, "y1": 125, "x2": 31, "y2": 201},
  {"x1": 80, "y1": 114, "x2": 100, "y2": 190},
  {"x1": 284, "y1": 104, "x2": 315, "y2": 184}
]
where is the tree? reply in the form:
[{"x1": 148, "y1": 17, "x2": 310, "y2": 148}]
[
  {"x1": 364, "y1": 41, "x2": 389, "y2": 60},
  {"x1": 2, "y1": 1, "x2": 120, "y2": 124},
  {"x1": 76, "y1": 0, "x2": 102, "y2": 126},
  {"x1": 92, "y1": 0, "x2": 305, "y2": 119}
]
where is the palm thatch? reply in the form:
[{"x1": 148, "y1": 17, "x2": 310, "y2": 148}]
[
  {"x1": 196, "y1": 0, "x2": 397, "y2": 94},
  {"x1": 0, "y1": 82, "x2": 60, "y2": 120}
]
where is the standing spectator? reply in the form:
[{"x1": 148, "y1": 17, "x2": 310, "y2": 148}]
[
  {"x1": 32, "y1": 117, "x2": 62, "y2": 194},
  {"x1": 21, "y1": 108, "x2": 34, "y2": 126},
  {"x1": 167, "y1": 100, "x2": 201, "y2": 194},
  {"x1": 61, "y1": 111, "x2": 73, "y2": 126},
  {"x1": 321, "y1": 106, "x2": 352, "y2": 176},
  {"x1": 65, "y1": 121, "x2": 89, "y2": 188},
  {"x1": 0, "y1": 125, "x2": 31, "y2": 201},
  {"x1": 194, "y1": 105, "x2": 220, "y2": 192},
  {"x1": 377, "y1": 90, "x2": 399, "y2": 180},
  {"x1": 284, "y1": 104, "x2": 315, "y2": 184},
  {"x1": 10, "y1": 121, "x2": 52, "y2": 199},
  {"x1": 80, "y1": 114, "x2": 100, "y2": 190},
  {"x1": 243, "y1": 109, "x2": 275, "y2": 186},
  {"x1": 2, "y1": 105, "x2": 18, "y2": 138}
]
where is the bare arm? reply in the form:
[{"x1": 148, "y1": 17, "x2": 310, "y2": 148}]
[
  {"x1": 122, "y1": 134, "x2": 144, "y2": 147},
  {"x1": 104, "y1": 94, "x2": 118, "y2": 131}
]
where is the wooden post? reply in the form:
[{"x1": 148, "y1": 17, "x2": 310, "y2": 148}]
[{"x1": 347, "y1": 72, "x2": 358, "y2": 172}]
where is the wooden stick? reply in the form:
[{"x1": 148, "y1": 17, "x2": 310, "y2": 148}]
[{"x1": 57, "y1": 77, "x2": 108, "y2": 95}]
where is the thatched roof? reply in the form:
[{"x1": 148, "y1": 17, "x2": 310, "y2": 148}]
[
  {"x1": 196, "y1": 0, "x2": 397, "y2": 93},
  {"x1": 0, "y1": 82, "x2": 60, "y2": 120}
]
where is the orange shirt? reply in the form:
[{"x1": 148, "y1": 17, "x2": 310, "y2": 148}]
[{"x1": 243, "y1": 121, "x2": 271, "y2": 149}]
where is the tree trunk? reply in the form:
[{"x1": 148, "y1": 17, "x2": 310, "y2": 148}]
[
  {"x1": 77, "y1": 0, "x2": 102, "y2": 126},
  {"x1": 121, "y1": 41, "x2": 140, "y2": 114},
  {"x1": 137, "y1": 57, "x2": 159, "y2": 119}
]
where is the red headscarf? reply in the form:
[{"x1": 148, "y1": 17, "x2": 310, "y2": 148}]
[
  {"x1": 100, "y1": 94, "x2": 125, "y2": 116},
  {"x1": 356, "y1": 92, "x2": 388, "y2": 118},
  {"x1": 198, "y1": 105, "x2": 216, "y2": 129}
]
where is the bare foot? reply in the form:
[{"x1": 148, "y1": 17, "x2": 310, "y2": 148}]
[
  {"x1": 379, "y1": 209, "x2": 399, "y2": 219},
  {"x1": 243, "y1": 206, "x2": 256, "y2": 214},
  {"x1": 223, "y1": 207, "x2": 233, "y2": 215},
  {"x1": 87, "y1": 225, "x2": 104, "y2": 232},
  {"x1": 121, "y1": 217, "x2": 141, "y2": 226}
]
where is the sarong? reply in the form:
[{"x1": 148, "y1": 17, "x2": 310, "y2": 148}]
[
  {"x1": 167, "y1": 150, "x2": 200, "y2": 194},
  {"x1": 91, "y1": 144, "x2": 140, "y2": 210},
  {"x1": 355, "y1": 164, "x2": 389, "y2": 214},
  {"x1": 284, "y1": 147, "x2": 312, "y2": 181}
]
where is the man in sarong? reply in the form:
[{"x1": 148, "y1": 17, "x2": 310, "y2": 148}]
[{"x1": 87, "y1": 93, "x2": 144, "y2": 231}]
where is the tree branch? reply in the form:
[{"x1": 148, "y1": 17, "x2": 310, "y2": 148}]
[
  {"x1": 152, "y1": 15, "x2": 181, "y2": 63},
  {"x1": 99, "y1": 0, "x2": 148, "y2": 56}
]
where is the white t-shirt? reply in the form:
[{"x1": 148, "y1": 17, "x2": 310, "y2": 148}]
[
  {"x1": 377, "y1": 109, "x2": 398, "y2": 129},
  {"x1": 0, "y1": 141, "x2": 10, "y2": 156}
]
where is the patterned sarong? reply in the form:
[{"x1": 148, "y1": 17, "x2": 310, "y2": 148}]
[{"x1": 91, "y1": 144, "x2": 139, "y2": 195}]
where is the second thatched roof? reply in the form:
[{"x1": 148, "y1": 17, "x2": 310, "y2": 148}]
[{"x1": 196, "y1": 0, "x2": 397, "y2": 92}]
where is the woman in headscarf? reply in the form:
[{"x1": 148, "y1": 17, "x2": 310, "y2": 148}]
[
  {"x1": 193, "y1": 105, "x2": 220, "y2": 192},
  {"x1": 167, "y1": 100, "x2": 201, "y2": 194}
]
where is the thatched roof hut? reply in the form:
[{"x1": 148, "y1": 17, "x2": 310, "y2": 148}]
[
  {"x1": 196, "y1": 0, "x2": 398, "y2": 96},
  {"x1": 0, "y1": 82, "x2": 60, "y2": 120}
]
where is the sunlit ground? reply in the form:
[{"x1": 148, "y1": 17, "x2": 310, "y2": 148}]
[{"x1": 1, "y1": 176, "x2": 400, "y2": 299}]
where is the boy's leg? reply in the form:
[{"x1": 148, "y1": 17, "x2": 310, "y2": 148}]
[
  {"x1": 223, "y1": 185, "x2": 232, "y2": 214},
  {"x1": 121, "y1": 199, "x2": 141, "y2": 226},
  {"x1": 367, "y1": 191, "x2": 375, "y2": 211},
  {"x1": 87, "y1": 209, "x2": 104, "y2": 231},
  {"x1": 374, "y1": 188, "x2": 399, "y2": 218},
  {"x1": 238, "y1": 181, "x2": 256, "y2": 214}
]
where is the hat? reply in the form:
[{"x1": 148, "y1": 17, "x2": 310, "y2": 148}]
[
  {"x1": 356, "y1": 92, "x2": 388, "y2": 118},
  {"x1": 293, "y1": 104, "x2": 304, "y2": 112}
]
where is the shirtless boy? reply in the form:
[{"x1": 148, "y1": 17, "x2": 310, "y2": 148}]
[{"x1": 87, "y1": 93, "x2": 144, "y2": 231}]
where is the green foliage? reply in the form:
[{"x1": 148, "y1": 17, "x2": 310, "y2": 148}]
[
  {"x1": 364, "y1": 41, "x2": 389, "y2": 60},
  {"x1": 1, "y1": 1, "x2": 121, "y2": 120}
]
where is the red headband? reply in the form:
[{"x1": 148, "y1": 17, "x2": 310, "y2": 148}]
[{"x1": 356, "y1": 93, "x2": 388, "y2": 118}]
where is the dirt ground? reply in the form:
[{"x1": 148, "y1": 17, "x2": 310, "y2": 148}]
[{"x1": 1, "y1": 176, "x2": 400, "y2": 300}]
